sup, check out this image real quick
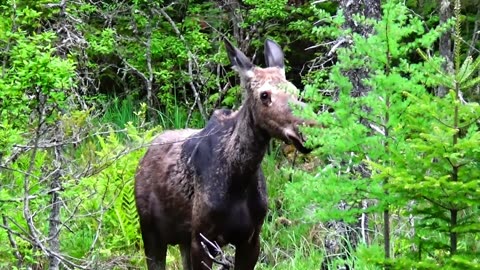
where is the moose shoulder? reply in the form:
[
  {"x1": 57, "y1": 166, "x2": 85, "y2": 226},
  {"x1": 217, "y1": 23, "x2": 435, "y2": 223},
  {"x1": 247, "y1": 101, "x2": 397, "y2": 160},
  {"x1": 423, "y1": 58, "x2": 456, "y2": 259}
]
[{"x1": 135, "y1": 39, "x2": 313, "y2": 270}]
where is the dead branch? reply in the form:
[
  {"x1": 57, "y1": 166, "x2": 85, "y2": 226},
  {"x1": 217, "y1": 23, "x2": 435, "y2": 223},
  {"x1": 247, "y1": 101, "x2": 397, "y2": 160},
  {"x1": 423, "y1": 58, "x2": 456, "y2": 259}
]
[
  {"x1": 199, "y1": 233, "x2": 234, "y2": 269},
  {"x1": 2, "y1": 215, "x2": 23, "y2": 266},
  {"x1": 327, "y1": 37, "x2": 351, "y2": 57}
]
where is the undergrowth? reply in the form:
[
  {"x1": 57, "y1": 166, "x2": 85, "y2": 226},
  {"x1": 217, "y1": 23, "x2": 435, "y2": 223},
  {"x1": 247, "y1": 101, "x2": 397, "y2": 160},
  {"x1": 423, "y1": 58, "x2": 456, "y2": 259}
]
[{"x1": 101, "y1": 95, "x2": 205, "y2": 130}]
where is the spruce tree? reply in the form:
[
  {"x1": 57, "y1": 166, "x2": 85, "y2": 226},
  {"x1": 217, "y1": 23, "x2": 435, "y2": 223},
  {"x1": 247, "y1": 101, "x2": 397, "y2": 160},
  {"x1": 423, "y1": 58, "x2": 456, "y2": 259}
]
[
  {"x1": 285, "y1": 0, "x2": 479, "y2": 268},
  {"x1": 375, "y1": 0, "x2": 480, "y2": 268}
]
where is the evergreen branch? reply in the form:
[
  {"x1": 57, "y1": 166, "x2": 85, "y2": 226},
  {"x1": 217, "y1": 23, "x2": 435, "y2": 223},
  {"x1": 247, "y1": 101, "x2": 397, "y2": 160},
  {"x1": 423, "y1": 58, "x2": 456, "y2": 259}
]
[
  {"x1": 431, "y1": 115, "x2": 454, "y2": 129},
  {"x1": 458, "y1": 115, "x2": 480, "y2": 129},
  {"x1": 453, "y1": 32, "x2": 480, "y2": 55},
  {"x1": 461, "y1": 76, "x2": 480, "y2": 90},
  {"x1": 421, "y1": 195, "x2": 450, "y2": 211}
]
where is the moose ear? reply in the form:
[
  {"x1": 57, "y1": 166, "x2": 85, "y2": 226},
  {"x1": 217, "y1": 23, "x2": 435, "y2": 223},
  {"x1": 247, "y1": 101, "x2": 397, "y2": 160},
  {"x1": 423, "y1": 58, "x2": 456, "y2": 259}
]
[
  {"x1": 224, "y1": 39, "x2": 254, "y2": 74},
  {"x1": 264, "y1": 39, "x2": 284, "y2": 69}
]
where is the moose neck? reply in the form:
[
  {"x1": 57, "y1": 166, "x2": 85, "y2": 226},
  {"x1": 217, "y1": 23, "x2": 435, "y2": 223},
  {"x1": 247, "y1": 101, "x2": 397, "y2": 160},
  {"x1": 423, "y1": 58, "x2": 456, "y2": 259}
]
[{"x1": 225, "y1": 98, "x2": 270, "y2": 178}]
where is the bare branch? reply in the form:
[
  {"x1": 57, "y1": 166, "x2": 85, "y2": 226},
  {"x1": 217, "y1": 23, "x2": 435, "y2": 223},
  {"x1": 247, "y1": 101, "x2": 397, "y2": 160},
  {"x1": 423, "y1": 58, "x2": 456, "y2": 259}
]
[
  {"x1": 327, "y1": 37, "x2": 351, "y2": 57},
  {"x1": 2, "y1": 215, "x2": 23, "y2": 266},
  {"x1": 199, "y1": 233, "x2": 234, "y2": 269}
]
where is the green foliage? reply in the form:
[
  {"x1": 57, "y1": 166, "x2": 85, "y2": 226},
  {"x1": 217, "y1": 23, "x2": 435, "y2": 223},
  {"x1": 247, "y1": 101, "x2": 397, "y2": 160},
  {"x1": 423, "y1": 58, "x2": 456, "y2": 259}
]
[
  {"x1": 371, "y1": 4, "x2": 480, "y2": 265},
  {"x1": 0, "y1": 31, "x2": 75, "y2": 186},
  {"x1": 0, "y1": 109, "x2": 160, "y2": 267},
  {"x1": 292, "y1": 0, "x2": 480, "y2": 268},
  {"x1": 0, "y1": 29, "x2": 75, "y2": 153},
  {"x1": 88, "y1": 28, "x2": 117, "y2": 55},
  {"x1": 292, "y1": 0, "x2": 444, "y2": 225},
  {"x1": 243, "y1": 0, "x2": 289, "y2": 22},
  {"x1": 258, "y1": 152, "x2": 326, "y2": 270},
  {"x1": 70, "y1": 123, "x2": 159, "y2": 255},
  {"x1": 81, "y1": 1, "x2": 222, "y2": 114}
]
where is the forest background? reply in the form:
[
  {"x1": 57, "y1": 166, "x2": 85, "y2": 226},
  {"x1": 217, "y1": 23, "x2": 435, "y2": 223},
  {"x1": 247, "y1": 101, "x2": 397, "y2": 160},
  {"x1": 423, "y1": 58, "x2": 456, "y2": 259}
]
[{"x1": 0, "y1": 0, "x2": 479, "y2": 269}]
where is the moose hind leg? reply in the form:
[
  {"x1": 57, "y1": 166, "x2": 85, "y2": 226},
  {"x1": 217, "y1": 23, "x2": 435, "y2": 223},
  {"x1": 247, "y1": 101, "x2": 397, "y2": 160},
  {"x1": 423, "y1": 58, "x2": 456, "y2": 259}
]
[{"x1": 180, "y1": 243, "x2": 192, "y2": 270}]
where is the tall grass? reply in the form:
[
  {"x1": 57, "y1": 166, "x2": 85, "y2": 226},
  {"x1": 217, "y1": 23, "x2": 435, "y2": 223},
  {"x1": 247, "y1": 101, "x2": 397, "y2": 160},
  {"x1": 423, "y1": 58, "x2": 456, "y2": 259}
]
[
  {"x1": 157, "y1": 105, "x2": 204, "y2": 129},
  {"x1": 101, "y1": 96, "x2": 143, "y2": 128},
  {"x1": 101, "y1": 96, "x2": 205, "y2": 130}
]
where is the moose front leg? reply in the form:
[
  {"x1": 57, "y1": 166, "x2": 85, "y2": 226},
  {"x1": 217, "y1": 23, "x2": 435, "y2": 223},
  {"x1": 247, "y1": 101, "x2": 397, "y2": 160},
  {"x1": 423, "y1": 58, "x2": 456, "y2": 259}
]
[{"x1": 233, "y1": 228, "x2": 261, "y2": 270}]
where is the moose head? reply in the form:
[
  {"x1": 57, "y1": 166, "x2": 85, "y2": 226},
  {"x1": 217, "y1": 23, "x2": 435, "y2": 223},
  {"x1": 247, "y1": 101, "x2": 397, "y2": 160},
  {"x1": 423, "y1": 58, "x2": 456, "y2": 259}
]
[{"x1": 225, "y1": 39, "x2": 313, "y2": 153}]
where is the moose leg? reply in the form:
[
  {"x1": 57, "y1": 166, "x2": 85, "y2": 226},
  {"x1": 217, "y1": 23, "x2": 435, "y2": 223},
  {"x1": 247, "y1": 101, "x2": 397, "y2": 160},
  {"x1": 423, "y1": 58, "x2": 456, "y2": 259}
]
[
  {"x1": 180, "y1": 243, "x2": 192, "y2": 270},
  {"x1": 140, "y1": 227, "x2": 167, "y2": 270},
  {"x1": 233, "y1": 229, "x2": 261, "y2": 270}
]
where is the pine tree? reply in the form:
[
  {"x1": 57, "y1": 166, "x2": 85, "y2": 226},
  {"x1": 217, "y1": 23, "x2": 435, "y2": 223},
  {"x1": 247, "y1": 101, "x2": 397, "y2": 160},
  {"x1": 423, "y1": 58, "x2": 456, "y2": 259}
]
[
  {"x1": 375, "y1": 0, "x2": 480, "y2": 268},
  {"x1": 285, "y1": 0, "x2": 476, "y2": 268}
]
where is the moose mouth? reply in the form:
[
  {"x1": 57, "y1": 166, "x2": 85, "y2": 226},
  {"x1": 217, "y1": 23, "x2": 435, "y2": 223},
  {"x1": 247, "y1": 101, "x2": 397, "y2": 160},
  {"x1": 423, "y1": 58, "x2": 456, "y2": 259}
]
[{"x1": 284, "y1": 127, "x2": 312, "y2": 154}]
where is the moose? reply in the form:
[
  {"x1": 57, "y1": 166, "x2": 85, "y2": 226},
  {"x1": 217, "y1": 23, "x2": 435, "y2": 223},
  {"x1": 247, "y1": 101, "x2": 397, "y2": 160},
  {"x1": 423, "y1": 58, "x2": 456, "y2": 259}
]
[{"x1": 135, "y1": 38, "x2": 313, "y2": 270}]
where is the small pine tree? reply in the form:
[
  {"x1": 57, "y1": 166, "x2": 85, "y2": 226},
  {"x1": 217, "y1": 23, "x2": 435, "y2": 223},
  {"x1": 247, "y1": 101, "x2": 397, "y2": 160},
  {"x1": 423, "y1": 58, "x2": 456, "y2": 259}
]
[
  {"x1": 284, "y1": 0, "x2": 478, "y2": 268},
  {"x1": 372, "y1": 0, "x2": 480, "y2": 268}
]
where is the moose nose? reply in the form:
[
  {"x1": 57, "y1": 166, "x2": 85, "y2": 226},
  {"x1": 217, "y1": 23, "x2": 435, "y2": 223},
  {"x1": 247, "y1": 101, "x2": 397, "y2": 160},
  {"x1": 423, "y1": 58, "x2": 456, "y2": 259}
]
[
  {"x1": 296, "y1": 100, "x2": 307, "y2": 108},
  {"x1": 289, "y1": 99, "x2": 307, "y2": 109},
  {"x1": 289, "y1": 100, "x2": 320, "y2": 127}
]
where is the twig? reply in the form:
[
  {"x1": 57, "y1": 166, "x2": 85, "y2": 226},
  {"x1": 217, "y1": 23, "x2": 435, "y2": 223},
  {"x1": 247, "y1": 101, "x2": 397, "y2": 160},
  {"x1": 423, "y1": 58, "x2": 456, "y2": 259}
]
[
  {"x1": 327, "y1": 37, "x2": 350, "y2": 56},
  {"x1": 467, "y1": 7, "x2": 480, "y2": 57},
  {"x1": 212, "y1": 82, "x2": 232, "y2": 110},
  {"x1": 199, "y1": 233, "x2": 234, "y2": 269},
  {"x1": 2, "y1": 215, "x2": 23, "y2": 266}
]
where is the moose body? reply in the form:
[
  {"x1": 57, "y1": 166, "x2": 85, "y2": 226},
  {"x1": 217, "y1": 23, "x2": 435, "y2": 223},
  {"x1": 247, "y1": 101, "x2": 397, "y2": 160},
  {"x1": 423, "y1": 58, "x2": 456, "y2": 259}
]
[{"x1": 135, "y1": 39, "x2": 312, "y2": 270}]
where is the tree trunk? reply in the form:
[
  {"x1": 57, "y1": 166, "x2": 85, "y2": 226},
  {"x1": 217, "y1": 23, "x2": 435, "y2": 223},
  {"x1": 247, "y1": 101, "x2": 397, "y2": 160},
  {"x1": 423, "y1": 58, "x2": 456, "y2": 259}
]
[
  {"x1": 437, "y1": 0, "x2": 453, "y2": 97},
  {"x1": 48, "y1": 147, "x2": 62, "y2": 270},
  {"x1": 145, "y1": 4, "x2": 156, "y2": 120},
  {"x1": 342, "y1": 0, "x2": 381, "y2": 36}
]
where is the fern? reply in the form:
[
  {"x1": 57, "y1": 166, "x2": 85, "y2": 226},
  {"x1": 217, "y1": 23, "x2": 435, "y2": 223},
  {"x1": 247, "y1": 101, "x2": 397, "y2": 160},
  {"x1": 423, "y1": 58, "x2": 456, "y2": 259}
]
[{"x1": 113, "y1": 177, "x2": 140, "y2": 247}]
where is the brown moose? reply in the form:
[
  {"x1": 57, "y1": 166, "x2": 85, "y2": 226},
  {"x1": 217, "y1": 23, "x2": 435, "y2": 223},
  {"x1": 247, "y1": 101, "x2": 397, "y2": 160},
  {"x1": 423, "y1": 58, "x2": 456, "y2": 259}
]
[{"x1": 135, "y1": 39, "x2": 312, "y2": 270}]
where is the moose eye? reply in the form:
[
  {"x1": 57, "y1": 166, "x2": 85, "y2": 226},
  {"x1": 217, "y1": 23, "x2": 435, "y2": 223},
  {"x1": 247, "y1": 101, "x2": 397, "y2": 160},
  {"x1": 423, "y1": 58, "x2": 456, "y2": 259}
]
[{"x1": 260, "y1": 91, "x2": 270, "y2": 101}]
